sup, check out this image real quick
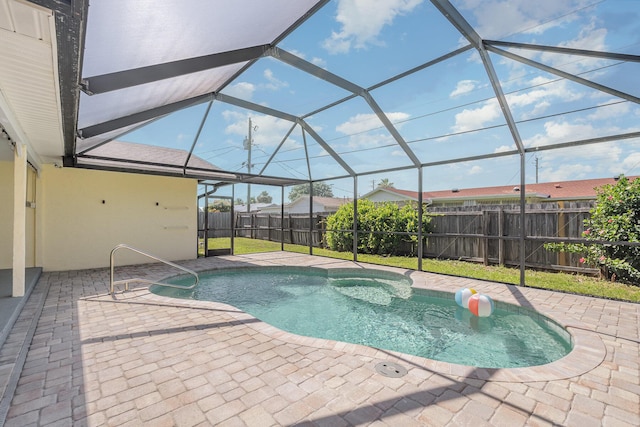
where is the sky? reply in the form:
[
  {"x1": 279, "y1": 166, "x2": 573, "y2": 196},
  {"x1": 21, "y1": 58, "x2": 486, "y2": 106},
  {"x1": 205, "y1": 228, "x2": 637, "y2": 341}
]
[{"x1": 104, "y1": 0, "x2": 640, "y2": 203}]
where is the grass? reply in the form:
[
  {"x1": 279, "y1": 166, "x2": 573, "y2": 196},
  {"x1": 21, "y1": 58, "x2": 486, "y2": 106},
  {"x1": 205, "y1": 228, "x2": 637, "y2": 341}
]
[{"x1": 201, "y1": 237, "x2": 640, "y2": 303}]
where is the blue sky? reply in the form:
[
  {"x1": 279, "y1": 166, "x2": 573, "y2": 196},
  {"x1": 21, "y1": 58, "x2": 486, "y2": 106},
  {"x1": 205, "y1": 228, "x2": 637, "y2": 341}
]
[{"x1": 116, "y1": 0, "x2": 640, "y2": 203}]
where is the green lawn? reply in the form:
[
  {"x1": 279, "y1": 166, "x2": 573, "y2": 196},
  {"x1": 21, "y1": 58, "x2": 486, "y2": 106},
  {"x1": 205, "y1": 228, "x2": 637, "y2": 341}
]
[{"x1": 201, "y1": 237, "x2": 640, "y2": 303}]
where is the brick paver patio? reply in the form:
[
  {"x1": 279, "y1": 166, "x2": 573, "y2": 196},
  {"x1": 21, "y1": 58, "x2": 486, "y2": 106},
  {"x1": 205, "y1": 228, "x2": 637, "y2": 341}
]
[{"x1": 1, "y1": 252, "x2": 638, "y2": 426}]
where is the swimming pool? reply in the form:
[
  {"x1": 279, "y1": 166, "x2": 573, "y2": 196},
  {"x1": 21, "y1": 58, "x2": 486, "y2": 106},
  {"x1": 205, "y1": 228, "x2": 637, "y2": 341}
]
[{"x1": 151, "y1": 267, "x2": 572, "y2": 368}]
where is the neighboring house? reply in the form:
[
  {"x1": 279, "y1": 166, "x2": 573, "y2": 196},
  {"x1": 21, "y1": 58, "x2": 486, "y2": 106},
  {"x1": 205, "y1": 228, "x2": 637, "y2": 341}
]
[
  {"x1": 234, "y1": 203, "x2": 274, "y2": 213},
  {"x1": 361, "y1": 176, "x2": 637, "y2": 207},
  {"x1": 258, "y1": 196, "x2": 352, "y2": 214}
]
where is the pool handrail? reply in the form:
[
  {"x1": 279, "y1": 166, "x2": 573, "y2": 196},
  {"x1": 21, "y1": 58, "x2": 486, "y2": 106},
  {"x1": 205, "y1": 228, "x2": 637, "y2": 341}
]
[{"x1": 109, "y1": 244, "x2": 199, "y2": 295}]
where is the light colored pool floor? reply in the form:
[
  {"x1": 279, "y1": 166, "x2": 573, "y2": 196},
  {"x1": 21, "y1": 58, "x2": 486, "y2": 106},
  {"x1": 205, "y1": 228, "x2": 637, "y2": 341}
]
[{"x1": 1, "y1": 252, "x2": 638, "y2": 426}]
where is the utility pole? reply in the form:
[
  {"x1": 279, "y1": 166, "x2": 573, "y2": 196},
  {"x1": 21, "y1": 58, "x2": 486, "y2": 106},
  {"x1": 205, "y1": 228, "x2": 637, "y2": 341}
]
[
  {"x1": 535, "y1": 156, "x2": 539, "y2": 184},
  {"x1": 244, "y1": 118, "x2": 253, "y2": 213}
]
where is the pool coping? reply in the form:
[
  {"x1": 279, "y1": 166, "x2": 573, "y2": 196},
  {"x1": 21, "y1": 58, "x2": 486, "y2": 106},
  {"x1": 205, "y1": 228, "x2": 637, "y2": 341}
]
[{"x1": 122, "y1": 261, "x2": 606, "y2": 383}]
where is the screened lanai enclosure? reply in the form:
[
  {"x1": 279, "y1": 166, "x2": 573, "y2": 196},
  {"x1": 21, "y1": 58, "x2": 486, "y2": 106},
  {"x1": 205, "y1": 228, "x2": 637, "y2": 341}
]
[{"x1": 62, "y1": 0, "x2": 639, "y2": 283}]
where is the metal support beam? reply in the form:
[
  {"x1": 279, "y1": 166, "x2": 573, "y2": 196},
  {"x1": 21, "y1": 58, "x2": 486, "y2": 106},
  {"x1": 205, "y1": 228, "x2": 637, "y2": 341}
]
[
  {"x1": 281, "y1": 186, "x2": 285, "y2": 251},
  {"x1": 269, "y1": 47, "x2": 363, "y2": 94},
  {"x1": 79, "y1": 93, "x2": 212, "y2": 139},
  {"x1": 487, "y1": 45, "x2": 640, "y2": 105},
  {"x1": 417, "y1": 167, "x2": 423, "y2": 272},
  {"x1": 215, "y1": 93, "x2": 299, "y2": 122},
  {"x1": 298, "y1": 120, "x2": 356, "y2": 176},
  {"x1": 485, "y1": 40, "x2": 640, "y2": 63},
  {"x1": 309, "y1": 183, "x2": 313, "y2": 256},
  {"x1": 272, "y1": 47, "x2": 420, "y2": 167},
  {"x1": 184, "y1": 97, "x2": 214, "y2": 173},
  {"x1": 81, "y1": 45, "x2": 270, "y2": 95},
  {"x1": 258, "y1": 123, "x2": 297, "y2": 175},
  {"x1": 430, "y1": 0, "x2": 482, "y2": 48},
  {"x1": 360, "y1": 91, "x2": 421, "y2": 167},
  {"x1": 369, "y1": 45, "x2": 473, "y2": 91},
  {"x1": 478, "y1": 45, "x2": 527, "y2": 286},
  {"x1": 302, "y1": 127, "x2": 312, "y2": 180},
  {"x1": 47, "y1": 0, "x2": 87, "y2": 160},
  {"x1": 353, "y1": 176, "x2": 358, "y2": 262},
  {"x1": 478, "y1": 47, "x2": 526, "y2": 154}
]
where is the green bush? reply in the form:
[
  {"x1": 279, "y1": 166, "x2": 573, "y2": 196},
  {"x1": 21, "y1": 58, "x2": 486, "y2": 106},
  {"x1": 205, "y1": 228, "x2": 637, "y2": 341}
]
[
  {"x1": 326, "y1": 200, "x2": 433, "y2": 255},
  {"x1": 545, "y1": 176, "x2": 640, "y2": 285}
]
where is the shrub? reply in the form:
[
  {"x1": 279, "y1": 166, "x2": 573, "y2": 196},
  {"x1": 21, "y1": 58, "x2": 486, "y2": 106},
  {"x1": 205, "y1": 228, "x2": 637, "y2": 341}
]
[
  {"x1": 326, "y1": 200, "x2": 432, "y2": 255},
  {"x1": 545, "y1": 176, "x2": 640, "y2": 285}
]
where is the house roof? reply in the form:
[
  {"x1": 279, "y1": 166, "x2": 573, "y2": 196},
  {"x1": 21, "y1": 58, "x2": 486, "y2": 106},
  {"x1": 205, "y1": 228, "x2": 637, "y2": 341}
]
[
  {"x1": 75, "y1": 140, "x2": 225, "y2": 178},
  {"x1": 293, "y1": 196, "x2": 352, "y2": 209},
  {"x1": 259, "y1": 196, "x2": 352, "y2": 212},
  {"x1": 367, "y1": 176, "x2": 638, "y2": 202}
]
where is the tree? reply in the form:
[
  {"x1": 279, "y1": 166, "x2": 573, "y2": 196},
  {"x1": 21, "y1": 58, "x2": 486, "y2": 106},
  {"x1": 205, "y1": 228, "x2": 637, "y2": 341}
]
[
  {"x1": 545, "y1": 176, "x2": 640, "y2": 284},
  {"x1": 377, "y1": 178, "x2": 394, "y2": 188},
  {"x1": 235, "y1": 197, "x2": 256, "y2": 205},
  {"x1": 208, "y1": 200, "x2": 231, "y2": 212},
  {"x1": 256, "y1": 191, "x2": 272, "y2": 203},
  {"x1": 288, "y1": 182, "x2": 334, "y2": 201},
  {"x1": 326, "y1": 200, "x2": 433, "y2": 255}
]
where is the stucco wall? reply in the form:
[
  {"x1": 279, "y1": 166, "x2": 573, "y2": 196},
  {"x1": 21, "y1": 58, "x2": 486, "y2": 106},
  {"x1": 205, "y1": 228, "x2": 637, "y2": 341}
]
[
  {"x1": 0, "y1": 161, "x2": 13, "y2": 269},
  {"x1": 40, "y1": 165, "x2": 197, "y2": 271}
]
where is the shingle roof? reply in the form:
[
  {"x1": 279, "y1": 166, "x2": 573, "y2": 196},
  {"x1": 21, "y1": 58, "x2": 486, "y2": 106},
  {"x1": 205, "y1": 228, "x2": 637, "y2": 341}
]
[
  {"x1": 76, "y1": 140, "x2": 229, "y2": 178},
  {"x1": 380, "y1": 176, "x2": 638, "y2": 202},
  {"x1": 82, "y1": 140, "x2": 219, "y2": 170}
]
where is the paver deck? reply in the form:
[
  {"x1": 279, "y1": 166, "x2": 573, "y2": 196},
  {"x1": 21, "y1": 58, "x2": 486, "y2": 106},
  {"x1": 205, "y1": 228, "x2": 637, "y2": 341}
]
[{"x1": 1, "y1": 252, "x2": 638, "y2": 426}]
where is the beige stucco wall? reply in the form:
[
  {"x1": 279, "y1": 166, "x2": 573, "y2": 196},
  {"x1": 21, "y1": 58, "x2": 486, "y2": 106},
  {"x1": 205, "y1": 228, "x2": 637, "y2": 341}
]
[
  {"x1": 0, "y1": 161, "x2": 13, "y2": 269},
  {"x1": 40, "y1": 165, "x2": 197, "y2": 271}
]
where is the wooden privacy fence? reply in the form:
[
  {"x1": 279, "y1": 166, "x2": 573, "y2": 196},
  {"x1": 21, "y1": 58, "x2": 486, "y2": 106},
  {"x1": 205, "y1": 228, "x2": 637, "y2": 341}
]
[
  {"x1": 234, "y1": 213, "x2": 326, "y2": 247},
  {"x1": 425, "y1": 202, "x2": 593, "y2": 272},
  {"x1": 198, "y1": 211, "x2": 232, "y2": 238},
  {"x1": 205, "y1": 202, "x2": 595, "y2": 273}
]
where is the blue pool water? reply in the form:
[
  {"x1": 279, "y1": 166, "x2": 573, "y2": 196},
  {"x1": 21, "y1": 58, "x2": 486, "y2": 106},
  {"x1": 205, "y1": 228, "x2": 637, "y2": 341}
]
[{"x1": 151, "y1": 267, "x2": 572, "y2": 368}]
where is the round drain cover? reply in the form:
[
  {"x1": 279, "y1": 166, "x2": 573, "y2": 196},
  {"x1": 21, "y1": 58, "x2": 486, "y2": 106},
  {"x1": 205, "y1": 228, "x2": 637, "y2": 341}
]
[{"x1": 375, "y1": 361, "x2": 408, "y2": 378}]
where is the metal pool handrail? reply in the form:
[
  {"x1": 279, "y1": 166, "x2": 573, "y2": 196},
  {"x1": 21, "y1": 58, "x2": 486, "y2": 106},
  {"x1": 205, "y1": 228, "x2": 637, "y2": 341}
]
[{"x1": 109, "y1": 244, "x2": 199, "y2": 295}]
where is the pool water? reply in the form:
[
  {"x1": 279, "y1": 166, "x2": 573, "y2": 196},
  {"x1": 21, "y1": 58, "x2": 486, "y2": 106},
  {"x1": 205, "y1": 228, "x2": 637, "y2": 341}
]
[{"x1": 151, "y1": 267, "x2": 572, "y2": 368}]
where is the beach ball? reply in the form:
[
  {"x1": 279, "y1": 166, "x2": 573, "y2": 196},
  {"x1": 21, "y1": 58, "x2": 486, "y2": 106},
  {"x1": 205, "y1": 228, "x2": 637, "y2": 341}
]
[
  {"x1": 454, "y1": 288, "x2": 477, "y2": 308},
  {"x1": 468, "y1": 294, "x2": 495, "y2": 317}
]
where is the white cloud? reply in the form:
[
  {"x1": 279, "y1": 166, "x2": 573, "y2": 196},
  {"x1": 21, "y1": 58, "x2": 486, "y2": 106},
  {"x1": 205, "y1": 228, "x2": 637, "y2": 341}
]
[
  {"x1": 263, "y1": 69, "x2": 289, "y2": 91},
  {"x1": 469, "y1": 165, "x2": 483, "y2": 175},
  {"x1": 452, "y1": 99, "x2": 501, "y2": 133},
  {"x1": 586, "y1": 100, "x2": 631, "y2": 121},
  {"x1": 322, "y1": 0, "x2": 423, "y2": 54},
  {"x1": 525, "y1": 123, "x2": 629, "y2": 176},
  {"x1": 311, "y1": 57, "x2": 328, "y2": 68},
  {"x1": 524, "y1": 121, "x2": 595, "y2": 148},
  {"x1": 336, "y1": 112, "x2": 410, "y2": 148},
  {"x1": 494, "y1": 144, "x2": 515, "y2": 153},
  {"x1": 223, "y1": 82, "x2": 255, "y2": 100},
  {"x1": 222, "y1": 111, "x2": 301, "y2": 150},
  {"x1": 337, "y1": 112, "x2": 409, "y2": 135},
  {"x1": 504, "y1": 77, "x2": 583, "y2": 120},
  {"x1": 617, "y1": 152, "x2": 640, "y2": 176},
  {"x1": 454, "y1": 0, "x2": 591, "y2": 39},
  {"x1": 450, "y1": 80, "x2": 478, "y2": 98},
  {"x1": 540, "y1": 163, "x2": 593, "y2": 182},
  {"x1": 176, "y1": 133, "x2": 190, "y2": 145},
  {"x1": 286, "y1": 50, "x2": 329, "y2": 69},
  {"x1": 540, "y1": 20, "x2": 609, "y2": 73}
]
